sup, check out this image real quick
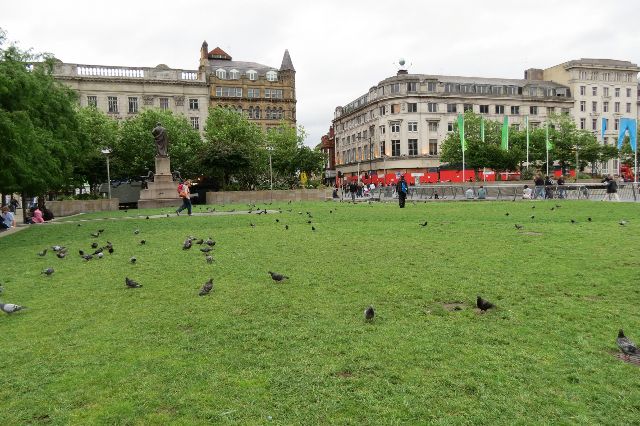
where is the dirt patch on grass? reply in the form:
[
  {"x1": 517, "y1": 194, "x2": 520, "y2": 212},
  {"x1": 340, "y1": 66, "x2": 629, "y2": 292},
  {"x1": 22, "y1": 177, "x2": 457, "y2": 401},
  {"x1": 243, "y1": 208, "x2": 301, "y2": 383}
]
[
  {"x1": 335, "y1": 370, "x2": 354, "y2": 378},
  {"x1": 442, "y1": 302, "x2": 465, "y2": 311},
  {"x1": 610, "y1": 351, "x2": 640, "y2": 366}
]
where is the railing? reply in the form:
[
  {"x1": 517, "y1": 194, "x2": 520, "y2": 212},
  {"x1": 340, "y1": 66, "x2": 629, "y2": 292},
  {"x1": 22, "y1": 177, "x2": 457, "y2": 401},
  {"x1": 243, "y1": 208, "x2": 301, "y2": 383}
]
[{"x1": 77, "y1": 66, "x2": 145, "y2": 78}]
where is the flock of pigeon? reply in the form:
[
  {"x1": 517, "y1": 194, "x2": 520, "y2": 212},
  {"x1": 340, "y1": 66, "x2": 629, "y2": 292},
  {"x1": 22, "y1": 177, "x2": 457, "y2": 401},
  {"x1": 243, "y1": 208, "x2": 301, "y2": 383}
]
[{"x1": 0, "y1": 201, "x2": 637, "y2": 363}]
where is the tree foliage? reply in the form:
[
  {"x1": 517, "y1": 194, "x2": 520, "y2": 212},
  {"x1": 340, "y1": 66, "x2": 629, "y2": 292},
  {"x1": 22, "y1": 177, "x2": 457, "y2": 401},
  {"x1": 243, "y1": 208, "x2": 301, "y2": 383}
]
[{"x1": 75, "y1": 107, "x2": 119, "y2": 192}]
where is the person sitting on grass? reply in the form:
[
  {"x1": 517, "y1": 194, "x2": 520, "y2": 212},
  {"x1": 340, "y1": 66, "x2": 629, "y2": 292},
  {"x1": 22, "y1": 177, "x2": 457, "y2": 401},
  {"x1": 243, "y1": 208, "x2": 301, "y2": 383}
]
[
  {"x1": 1, "y1": 206, "x2": 16, "y2": 231},
  {"x1": 465, "y1": 187, "x2": 474, "y2": 199},
  {"x1": 523, "y1": 184, "x2": 533, "y2": 200},
  {"x1": 477, "y1": 185, "x2": 487, "y2": 199},
  {"x1": 31, "y1": 207, "x2": 45, "y2": 223}
]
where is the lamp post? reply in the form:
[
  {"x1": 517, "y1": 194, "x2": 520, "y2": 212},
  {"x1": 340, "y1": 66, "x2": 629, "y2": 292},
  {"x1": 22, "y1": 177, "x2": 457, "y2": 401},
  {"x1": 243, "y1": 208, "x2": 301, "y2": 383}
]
[
  {"x1": 101, "y1": 148, "x2": 112, "y2": 199},
  {"x1": 266, "y1": 146, "x2": 274, "y2": 199}
]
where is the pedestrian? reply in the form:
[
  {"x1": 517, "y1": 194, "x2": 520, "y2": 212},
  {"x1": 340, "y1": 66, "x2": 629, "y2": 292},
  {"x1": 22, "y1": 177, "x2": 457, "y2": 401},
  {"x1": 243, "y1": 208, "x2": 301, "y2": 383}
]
[
  {"x1": 544, "y1": 175, "x2": 554, "y2": 199},
  {"x1": 556, "y1": 175, "x2": 566, "y2": 199},
  {"x1": 534, "y1": 174, "x2": 545, "y2": 199},
  {"x1": 1, "y1": 206, "x2": 16, "y2": 231},
  {"x1": 176, "y1": 179, "x2": 193, "y2": 215},
  {"x1": 603, "y1": 174, "x2": 620, "y2": 201},
  {"x1": 349, "y1": 181, "x2": 357, "y2": 202},
  {"x1": 9, "y1": 197, "x2": 19, "y2": 213},
  {"x1": 396, "y1": 175, "x2": 408, "y2": 208}
]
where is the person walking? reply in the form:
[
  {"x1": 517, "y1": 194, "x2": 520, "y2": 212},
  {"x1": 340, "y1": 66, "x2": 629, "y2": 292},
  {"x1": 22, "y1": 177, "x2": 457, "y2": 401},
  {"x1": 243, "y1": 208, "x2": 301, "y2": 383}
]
[
  {"x1": 349, "y1": 181, "x2": 357, "y2": 202},
  {"x1": 603, "y1": 175, "x2": 620, "y2": 201},
  {"x1": 176, "y1": 180, "x2": 193, "y2": 215},
  {"x1": 396, "y1": 175, "x2": 408, "y2": 208},
  {"x1": 556, "y1": 175, "x2": 566, "y2": 199},
  {"x1": 534, "y1": 174, "x2": 545, "y2": 199}
]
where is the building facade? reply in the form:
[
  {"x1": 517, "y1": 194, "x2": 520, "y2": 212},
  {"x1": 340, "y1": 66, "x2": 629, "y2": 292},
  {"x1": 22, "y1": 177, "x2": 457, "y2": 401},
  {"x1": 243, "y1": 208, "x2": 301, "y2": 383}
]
[
  {"x1": 199, "y1": 42, "x2": 296, "y2": 132},
  {"x1": 52, "y1": 41, "x2": 297, "y2": 134},
  {"x1": 317, "y1": 126, "x2": 336, "y2": 185},
  {"x1": 333, "y1": 59, "x2": 639, "y2": 182}
]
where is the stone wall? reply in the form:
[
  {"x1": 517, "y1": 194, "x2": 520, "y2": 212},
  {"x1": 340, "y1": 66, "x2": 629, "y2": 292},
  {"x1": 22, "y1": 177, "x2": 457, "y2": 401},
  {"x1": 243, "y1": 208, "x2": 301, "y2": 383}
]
[
  {"x1": 47, "y1": 199, "x2": 119, "y2": 217},
  {"x1": 206, "y1": 189, "x2": 332, "y2": 204}
]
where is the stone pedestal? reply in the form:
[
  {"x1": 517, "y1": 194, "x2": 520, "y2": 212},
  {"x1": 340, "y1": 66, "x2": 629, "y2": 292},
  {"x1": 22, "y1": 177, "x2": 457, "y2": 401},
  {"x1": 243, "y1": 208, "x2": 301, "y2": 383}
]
[{"x1": 138, "y1": 156, "x2": 182, "y2": 209}]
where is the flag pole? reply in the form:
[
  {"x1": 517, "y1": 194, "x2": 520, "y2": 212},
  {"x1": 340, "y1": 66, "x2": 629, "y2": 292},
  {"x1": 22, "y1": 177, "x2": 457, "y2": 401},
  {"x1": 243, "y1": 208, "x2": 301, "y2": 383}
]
[
  {"x1": 545, "y1": 121, "x2": 549, "y2": 177},
  {"x1": 526, "y1": 116, "x2": 530, "y2": 169}
]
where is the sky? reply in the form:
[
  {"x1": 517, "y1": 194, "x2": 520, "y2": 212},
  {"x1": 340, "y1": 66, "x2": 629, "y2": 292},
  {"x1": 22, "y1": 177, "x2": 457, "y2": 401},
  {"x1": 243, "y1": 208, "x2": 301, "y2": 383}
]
[{"x1": 3, "y1": 0, "x2": 640, "y2": 146}]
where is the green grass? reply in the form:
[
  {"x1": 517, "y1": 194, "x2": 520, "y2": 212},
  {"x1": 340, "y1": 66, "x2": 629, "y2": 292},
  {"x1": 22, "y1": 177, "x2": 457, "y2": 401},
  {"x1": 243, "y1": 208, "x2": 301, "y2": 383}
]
[{"x1": 1, "y1": 200, "x2": 639, "y2": 424}]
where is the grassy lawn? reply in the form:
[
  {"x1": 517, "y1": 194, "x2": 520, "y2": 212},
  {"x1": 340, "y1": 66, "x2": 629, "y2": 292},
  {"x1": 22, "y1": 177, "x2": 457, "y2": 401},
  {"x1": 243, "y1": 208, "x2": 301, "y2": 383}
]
[{"x1": 1, "y1": 200, "x2": 639, "y2": 424}]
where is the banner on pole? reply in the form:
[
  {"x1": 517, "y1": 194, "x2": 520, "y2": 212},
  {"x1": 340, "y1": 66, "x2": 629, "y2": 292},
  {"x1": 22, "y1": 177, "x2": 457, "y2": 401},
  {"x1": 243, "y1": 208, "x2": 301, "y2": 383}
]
[
  {"x1": 458, "y1": 114, "x2": 466, "y2": 152},
  {"x1": 601, "y1": 118, "x2": 607, "y2": 141},
  {"x1": 545, "y1": 122, "x2": 553, "y2": 150},
  {"x1": 617, "y1": 118, "x2": 637, "y2": 152},
  {"x1": 480, "y1": 116, "x2": 485, "y2": 143},
  {"x1": 501, "y1": 116, "x2": 509, "y2": 151}
]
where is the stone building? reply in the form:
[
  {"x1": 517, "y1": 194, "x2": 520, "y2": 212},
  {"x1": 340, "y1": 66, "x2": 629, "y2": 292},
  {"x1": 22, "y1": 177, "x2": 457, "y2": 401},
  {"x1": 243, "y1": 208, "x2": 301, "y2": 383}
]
[
  {"x1": 317, "y1": 126, "x2": 336, "y2": 185},
  {"x1": 199, "y1": 42, "x2": 296, "y2": 131}
]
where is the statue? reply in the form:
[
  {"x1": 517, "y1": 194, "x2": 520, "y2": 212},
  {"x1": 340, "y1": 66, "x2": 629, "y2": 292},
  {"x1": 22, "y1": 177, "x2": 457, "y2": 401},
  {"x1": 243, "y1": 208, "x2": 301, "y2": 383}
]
[{"x1": 151, "y1": 122, "x2": 169, "y2": 157}]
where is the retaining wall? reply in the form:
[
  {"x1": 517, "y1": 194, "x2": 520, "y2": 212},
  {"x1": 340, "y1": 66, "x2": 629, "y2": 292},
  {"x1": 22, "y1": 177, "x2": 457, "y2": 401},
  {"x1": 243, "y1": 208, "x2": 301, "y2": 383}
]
[
  {"x1": 47, "y1": 199, "x2": 119, "y2": 217},
  {"x1": 206, "y1": 189, "x2": 332, "y2": 204}
]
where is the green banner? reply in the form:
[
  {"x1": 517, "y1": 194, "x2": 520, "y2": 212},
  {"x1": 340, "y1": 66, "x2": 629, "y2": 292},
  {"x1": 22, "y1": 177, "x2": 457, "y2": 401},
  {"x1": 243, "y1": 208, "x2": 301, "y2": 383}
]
[
  {"x1": 546, "y1": 121, "x2": 553, "y2": 150},
  {"x1": 501, "y1": 115, "x2": 509, "y2": 151},
  {"x1": 458, "y1": 114, "x2": 466, "y2": 152},
  {"x1": 480, "y1": 116, "x2": 485, "y2": 143}
]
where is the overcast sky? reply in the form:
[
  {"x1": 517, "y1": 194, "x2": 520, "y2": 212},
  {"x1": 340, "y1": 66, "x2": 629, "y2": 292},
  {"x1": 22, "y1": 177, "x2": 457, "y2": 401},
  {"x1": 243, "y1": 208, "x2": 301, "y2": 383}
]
[{"x1": 3, "y1": 0, "x2": 640, "y2": 146}]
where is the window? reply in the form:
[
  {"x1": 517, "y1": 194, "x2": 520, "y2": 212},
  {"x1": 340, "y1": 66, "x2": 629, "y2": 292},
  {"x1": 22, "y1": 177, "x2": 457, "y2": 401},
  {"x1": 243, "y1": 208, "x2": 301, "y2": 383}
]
[
  {"x1": 463, "y1": 104, "x2": 473, "y2": 112},
  {"x1": 615, "y1": 87, "x2": 620, "y2": 97},
  {"x1": 530, "y1": 106, "x2": 538, "y2": 115},
  {"x1": 390, "y1": 83, "x2": 400, "y2": 93},
  {"x1": 579, "y1": 86, "x2": 586, "y2": 95},
  {"x1": 391, "y1": 104, "x2": 400, "y2": 114},
  {"x1": 603, "y1": 87, "x2": 609, "y2": 96},
  {"x1": 159, "y1": 97, "x2": 169, "y2": 110},
  {"x1": 266, "y1": 71, "x2": 278, "y2": 81},
  {"x1": 408, "y1": 121, "x2": 418, "y2": 132},
  {"x1": 427, "y1": 82, "x2": 436, "y2": 92},
  {"x1": 215, "y1": 68, "x2": 226, "y2": 79},
  {"x1": 614, "y1": 102, "x2": 620, "y2": 113},
  {"x1": 107, "y1": 96, "x2": 118, "y2": 113},
  {"x1": 87, "y1": 95, "x2": 97, "y2": 107},
  {"x1": 602, "y1": 72, "x2": 609, "y2": 81},
  {"x1": 492, "y1": 86, "x2": 503, "y2": 95},
  {"x1": 614, "y1": 118, "x2": 620, "y2": 130},
  {"x1": 444, "y1": 83, "x2": 459, "y2": 93},
  {"x1": 579, "y1": 71, "x2": 587, "y2": 79},
  {"x1": 580, "y1": 101, "x2": 586, "y2": 112},
  {"x1": 429, "y1": 139, "x2": 438, "y2": 155},
  {"x1": 592, "y1": 119, "x2": 597, "y2": 130},
  {"x1": 603, "y1": 102, "x2": 609, "y2": 112},
  {"x1": 229, "y1": 69, "x2": 239, "y2": 79},
  {"x1": 626, "y1": 103, "x2": 632, "y2": 113},
  {"x1": 391, "y1": 140, "x2": 400, "y2": 156},
  {"x1": 447, "y1": 122, "x2": 453, "y2": 132},
  {"x1": 592, "y1": 101, "x2": 597, "y2": 113},
  {"x1": 381, "y1": 140, "x2": 386, "y2": 156},
  {"x1": 495, "y1": 105, "x2": 504, "y2": 114},
  {"x1": 529, "y1": 87, "x2": 537, "y2": 96},
  {"x1": 407, "y1": 82, "x2": 417, "y2": 92},
  {"x1": 408, "y1": 139, "x2": 418, "y2": 156},
  {"x1": 248, "y1": 106, "x2": 261, "y2": 119},
  {"x1": 547, "y1": 107, "x2": 555, "y2": 115},
  {"x1": 391, "y1": 122, "x2": 400, "y2": 133},
  {"x1": 580, "y1": 118, "x2": 585, "y2": 129},
  {"x1": 626, "y1": 88, "x2": 632, "y2": 97},
  {"x1": 247, "y1": 70, "x2": 257, "y2": 81},
  {"x1": 479, "y1": 105, "x2": 489, "y2": 114},
  {"x1": 188, "y1": 98, "x2": 199, "y2": 110},
  {"x1": 265, "y1": 89, "x2": 283, "y2": 99},
  {"x1": 215, "y1": 87, "x2": 242, "y2": 97},
  {"x1": 379, "y1": 125, "x2": 386, "y2": 134},
  {"x1": 128, "y1": 97, "x2": 138, "y2": 114},
  {"x1": 510, "y1": 106, "x2": 519, "y2": 115},
  {"x1": 427, "y1": 102, "x2": 437, "y2": 113},
  {"x1": 592, "y1": 86, "x2": 598, "y2": 96},
  {"x1": 190, "y1": 117, "x2": 199, "y2": 130},
  {"x1": 407, "y1": 103, "x2": 417, "y2": 113},
  {"x1": 447, "y1": 104, "x2": 457, "y2": 113},
  {"x1": 428, "y1": 122, "x2": 438, "y2": 132},
  {"x1": 247, "y1": 88, "x2": 260, "y2": 98},
  {"x1": 380, "y1": 106, "x2": 386, "y2": 116}
]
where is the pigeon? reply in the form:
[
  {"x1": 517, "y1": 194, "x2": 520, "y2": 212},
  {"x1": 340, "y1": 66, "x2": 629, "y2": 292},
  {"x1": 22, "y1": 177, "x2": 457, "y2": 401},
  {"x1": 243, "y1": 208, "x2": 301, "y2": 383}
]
[
  {"x1": 82, "y1": 254, "x2": 93, "y2": 261},
  {"x1": 515, "y1": 224, "x2": 523, "y2": 230},
  {"x1": 306, "y1": 220, "x2": 312, "y2": 224},
  {"x1": 200, "y1": 247, "x2": 213, "y2": 253},
  {"x1": 275, "y1": 219, "x2": 280, "y2": 223},
  {"x1": 250, "y1": 223, "x2": 256, "y2": 228},
  {"x1": 619, "y1": 220, "x2": 628, "y2": 226},
  {"x1": 269, "y1": 271, "x2": 288, "y2": 282},
  {"x1": 364, "y1": 306, "x2": 375, "y2": 321},
  {"x1": 108, "y1": 247, "x2": 114, "y2": 254},
  {"x1": 550, "y1": 207, "x2": 555, "y2": 211},
  {"x1": 37, "y1": 249, "x2": 48, "y2": 257},
  {"x1": 183, "y1": 239, "x2": 192, "y2": 250},
  {"x1": 505, "y1": 213, "x2": 509, "y2": 216},
  {"x1": 205, "y1": 239, "x2": 216, "y2": 247},
  {"x1": 98, "y1": 229, "x2": 105, "y2": 234},
  {"x1": 530, "y1": 215, "x2": 535, "y2": 220},
  {"x1": 91, "y1": 232, "x2": 100, "y2": 238},
  {"x1": 587, "y1": 217, "x2": 592, "y2": 222},
  {"x1": 570, "y1": 219, "x2": 576, "y2": 224},
  {"x1": 78, "y1": 250, "x2": 85, "y2": 256},
  {"x1": 91, "y1": 242, "x2": 99, "y2": 249},
  {"x1": 56, "y1": 252, "x2": 66, "y2": 259},
  {"x1": 125, "y1": 277, "x2": 142, "y2": 288},
  {"x1": 531, "y1": 206, "x2": 535, "y2": 209},
  {"x1": 476, "y1": 296, "x2": 495, "y2": 312},
  {"x1": 130, "y1": 257, "x2": 137, "y2": 264},
  {"x1": 199, "y1": 278, "x2": 213, "y2": 296},
  {"x1": 555, "y1": 204, "x2": 561, "y2": 208},
  {"x1": 420, "y1": 221, "x2": 428, "y2": 227},
  {"x1": 140, "y1": 240, "x2": 146, "y2": 245},
  {"x1": 0, "y1": 302, "x2": 25, "y2": 314},
  {"x1": 311, "y1": 226, "x2": 316, "y2": 231},
  {"x1": 194, "y1": 239, "x2": 204, "y2": 245},
  {"x1": 52, "y1": 245, "x2": 64, "y2": 252},
  {"x1": 617, "y1": 329, "x2": 638, "y2": 359},
  {"x1": 329, "y1": 210, "x2": 333, "y2": 214},
  {"x1": 146, "y1": 216, "x2": 150, "y2": 220},
  {"x1": 205, "y1": 255, "x2": 213, "y2": 264},
  {"x1": 42, "y1": 267, "x2": 54, "y2": 276},
  {"x1": 96, "y1": 252, "x2": 104, "y2": 259},
  {"x1": 134, "y1": 229, "x2": 140, "y2": 235}
]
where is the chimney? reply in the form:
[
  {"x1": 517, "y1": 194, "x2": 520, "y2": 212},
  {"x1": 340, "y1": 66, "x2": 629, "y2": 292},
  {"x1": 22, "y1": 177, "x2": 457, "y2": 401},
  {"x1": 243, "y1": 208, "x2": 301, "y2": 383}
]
[{"x1": 524, "y1": 68, "x2": 543, "y2": 80}]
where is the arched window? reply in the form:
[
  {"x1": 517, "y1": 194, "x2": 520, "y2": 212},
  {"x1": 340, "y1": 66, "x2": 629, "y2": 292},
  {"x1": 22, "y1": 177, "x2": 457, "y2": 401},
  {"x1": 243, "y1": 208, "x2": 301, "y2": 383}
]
[
  {"x1": 254, "y1": 107, "x2": 261, "y2": 119},
  {"x1": 266, "y1": 107, "x2": 271, "y2": 119},
  {"x1": 215, "y1": 68, "x2": 226, "y2": 79},
  {"x1": 247, "y1": 70, "x2": 257, "y2": 81},
  {"x1": 229, "y1": 69, "x2": 239, "y2": 80},
  {"x1": 277, "y1": 108, "x2": 284, "y2": 119},
  {"x1": 266, "y1": 70, "x2": 278, "y2": 82},
  {"x1": 237, "y1": 105, "x2": 243, "y2": 114}
]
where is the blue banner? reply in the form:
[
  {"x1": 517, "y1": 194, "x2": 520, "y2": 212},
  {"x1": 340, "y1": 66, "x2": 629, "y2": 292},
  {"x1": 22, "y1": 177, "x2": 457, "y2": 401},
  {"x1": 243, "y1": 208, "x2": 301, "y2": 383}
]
[
  {"x1": 617, "y1": 118, "x2": 637, "y2": 152},
  {"x1": 601, "y1": 117, "x2": 607, "y2": 140}
]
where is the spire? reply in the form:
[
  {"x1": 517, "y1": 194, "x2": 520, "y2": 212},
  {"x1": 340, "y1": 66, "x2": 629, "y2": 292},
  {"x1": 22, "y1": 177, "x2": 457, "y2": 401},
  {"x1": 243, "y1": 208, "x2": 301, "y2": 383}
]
[{"x1": 280, "y1": 49, "x2": 295, "y2": 72}]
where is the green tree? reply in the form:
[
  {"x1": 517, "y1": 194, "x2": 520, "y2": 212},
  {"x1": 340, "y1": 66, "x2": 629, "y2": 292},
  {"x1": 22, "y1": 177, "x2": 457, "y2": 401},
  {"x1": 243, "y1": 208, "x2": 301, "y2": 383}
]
[
  {"x1": 201, "y1": 107, "x2": 265, "y2": 189},
  {"x1": 114, "y1": 109, "x2": 203, "y2": 180},
  {"x1": 75, "y1": 107, "x2": 119, "y2": 192}
]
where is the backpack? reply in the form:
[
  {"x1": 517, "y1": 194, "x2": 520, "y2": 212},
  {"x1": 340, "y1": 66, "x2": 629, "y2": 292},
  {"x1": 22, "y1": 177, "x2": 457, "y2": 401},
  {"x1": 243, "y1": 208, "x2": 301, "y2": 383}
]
[{"x1": 177, "y1": 183, "x2": 184, "y2": 195}]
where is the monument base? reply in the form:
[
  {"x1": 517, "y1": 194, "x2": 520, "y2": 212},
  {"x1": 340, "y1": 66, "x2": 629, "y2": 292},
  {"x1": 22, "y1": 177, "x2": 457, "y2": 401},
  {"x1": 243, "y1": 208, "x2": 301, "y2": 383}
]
[{"x1": 138, "y1": 156, "x2": 182, "y2": 209}]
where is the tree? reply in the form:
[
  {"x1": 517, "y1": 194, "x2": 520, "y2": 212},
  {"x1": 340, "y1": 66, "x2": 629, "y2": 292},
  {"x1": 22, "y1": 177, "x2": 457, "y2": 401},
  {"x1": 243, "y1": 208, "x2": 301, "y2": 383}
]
[
  {"x1": 115, "y1": 108, "x2": 203, "y2": 180},
  {"x1": 200, "y1": 107, "x2": 266, "y2": 189},
  {"x1": 75, "y1": 107, "x2": 119, "y2": 192}
]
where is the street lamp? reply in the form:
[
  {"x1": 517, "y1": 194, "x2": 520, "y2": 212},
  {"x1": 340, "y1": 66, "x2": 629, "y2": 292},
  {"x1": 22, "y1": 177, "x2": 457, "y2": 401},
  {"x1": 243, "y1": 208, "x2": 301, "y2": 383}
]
[
  {"x1": 101, "y1": 148, "x2": 112, "y2": 199},
  {"x1": 266, "y1": 146, "x2": 274, "y2": 198}
]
